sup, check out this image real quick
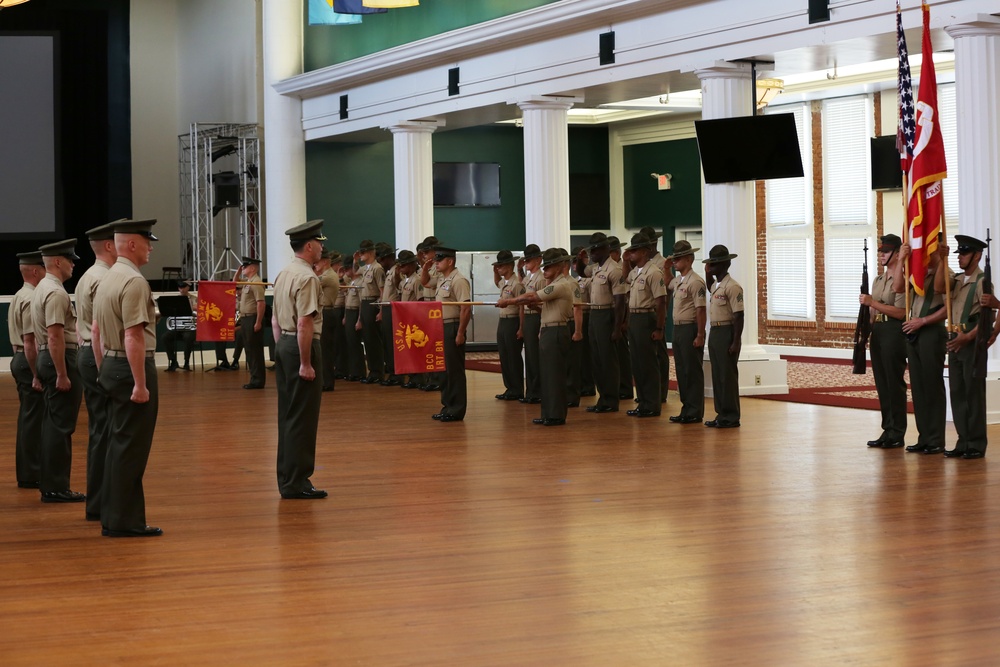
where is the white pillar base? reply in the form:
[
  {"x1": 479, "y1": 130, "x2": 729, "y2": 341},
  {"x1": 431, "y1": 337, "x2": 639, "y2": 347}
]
[{"x1": 704, "y1": 356, "x2": 789, "y2": 397}]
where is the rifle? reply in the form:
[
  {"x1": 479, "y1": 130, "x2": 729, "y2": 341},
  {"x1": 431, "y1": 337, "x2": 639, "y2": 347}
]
[
  {"x1": 852, "y1": 239, "x2": 871, "y2": 375},
  {"x1": 974, "y1": 229, "x2": 993, "y2": 379}
]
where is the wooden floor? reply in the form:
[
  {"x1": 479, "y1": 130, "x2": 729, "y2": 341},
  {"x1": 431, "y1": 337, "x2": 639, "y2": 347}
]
[{"x1": 2, "y1": 365, "x2": 1000, "y2": 665}]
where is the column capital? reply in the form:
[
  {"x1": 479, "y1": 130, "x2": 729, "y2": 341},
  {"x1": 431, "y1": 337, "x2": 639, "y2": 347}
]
[
  {"x1": 515, "y1": 96, "x2": 581, "y2": 112},
  {"x1": 945, "y1": 14, "x2": 1000, "y2": 40},
  {"x1": 384, "y1": 119, "x2": 444, "y2": 134},
  {"x1": 694, "y1": 63, "x2": 753, "y2": 82}
]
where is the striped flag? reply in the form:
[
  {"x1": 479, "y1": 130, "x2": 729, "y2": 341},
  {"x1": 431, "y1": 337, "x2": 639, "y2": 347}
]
[
  {"x1": 905, "y1": 3, "x2": 947, "y2": 297},
  {"x1": 896, "y1": 1, "x2": 915, "y2": 175},
  {"x1": 392, "y1": 301, "x2": 445, "y2": 374}
]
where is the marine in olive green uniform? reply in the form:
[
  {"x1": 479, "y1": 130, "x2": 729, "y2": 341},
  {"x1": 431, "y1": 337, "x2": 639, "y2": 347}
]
[
  {"x1": 33, "y1": 238, "x2": 85, "y2": 503},
  {"x1": 608, "y1": 236, "x2": 634, "y2": 400},
  {"x1": 894, "y1": 241, "x2": 948, "y2": 454},
  {"x1": 91, "y1": 219, "x2": 161, "y2": 536},
  {"x1": 396, "y1": 250, "x2": 423, "y2": 388},
  {"x1": 357, "y1": 240, "x2": 386, "y2": 383},
  {"x1": 270, "y1": 219, "x2": 327, "y2": 498},
  {"x1": 238, "y1": 256, "x2": 267, "y2": 389},
  {"x1": 316, "y1": 250, "x2": 339, "y2": 390},
  {"x1": 862, "y1": 234, "x2": 908, "y2": 448},
  {"x1": 9, "y1": 251, "x2": 45, "y2": 489},
  {"x1": 640, "y1": 227, "x2": 671, "y2": 403},
  {"x1": 76, "y1": 222, "x2": 118, "y2": 519},
  {"x1": 574, "y1": 251, "x2": 596, "y2": 399},
  {"x1": 624, "y1": 234, "x2": 667, "y2": 417},
  {"x1": 704, "y1": 245, "x2": 744, "y2": 428},
  {"x1": 493, "y1": 250, "x2": 525, "y2": 400},
  {"x1": 666, "y1": 240, "x2": 707, "y2": 424},
  {"x1": 377, "y1": 244, "x2": 401, "y2": 385},
  {"x1": 342, "y1": 265, "x2": 366, "y2": 380},
  {"x1": 584, "y1": 233, "x2": 627, "y2": 413},
  {"x1": 519, "y1": 244, "x2": 544, "y2": 404},
  {"x1": 939, "y1": 235, "x2": 988, "y2": 459},
  {"x1": 431, "y1": 246, "x2": 472, "y2": 422}
]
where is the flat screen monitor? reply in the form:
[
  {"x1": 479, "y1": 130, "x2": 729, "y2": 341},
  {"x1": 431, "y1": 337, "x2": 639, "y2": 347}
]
[
  {"x1": 871, "y1": 135, "x2": 903, "y2": 191},
  {"x1": 433, "y1": 162, "x2": 501, "y2": 207},
  {"x1": 694, "y1": 113, "x2": 804, "y2": 183}
]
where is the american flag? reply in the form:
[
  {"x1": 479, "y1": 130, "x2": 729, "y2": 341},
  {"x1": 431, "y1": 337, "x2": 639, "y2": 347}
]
[{"x1": 896, "y1": 1, "x2": 915, "y2": 175}]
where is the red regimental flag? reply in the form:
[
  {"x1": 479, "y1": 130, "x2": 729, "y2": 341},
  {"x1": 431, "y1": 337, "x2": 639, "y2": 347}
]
[
  {"x1": 906, "y1": 3, "x2": 947, "y2": 296},
  {"x1": 196, "y1": 281, "x2": 238, "y2": 342},
  {"x1": 392, "y1": 301, "x2": 445, "y2": 375}
]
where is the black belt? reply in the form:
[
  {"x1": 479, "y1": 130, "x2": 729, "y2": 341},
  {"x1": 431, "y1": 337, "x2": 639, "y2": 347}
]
[
  {"x1": 79, "y1": 341, "x2": 92, "y2": 347},
  {"x1": 674, "y1": 320, "x2": 695, "y2": 325},
  {"x1": 280, "y1": 332, "x2": 321, "y2": 340},
  {"x1": 590, "y1": 305, "x2": 612, "y2": 310},
  {"x1": 38, "y1": 343, "x2": 78, "y2": 351},
  {"x1": 361, "y1": 297, "x2": 377, "y2": 302},
  {"x1": 630, "y1": 308, "x2": 654, "y2": 313},
  {"x1": 442, "y1": 319, "x2": 459, "y2": 324},
  {"x1": 499, "y1": 314, "x2": 519, "y2": 319},
  {"x1": 105, "y1": 350, "x2": 155, "y2": 359},
  {"x1": 541, "y1": 322, "x2": 567, "y2": 329}
]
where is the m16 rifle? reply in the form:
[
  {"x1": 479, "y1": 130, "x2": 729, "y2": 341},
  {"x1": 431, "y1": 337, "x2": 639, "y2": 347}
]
[{"x1": 852, "y1": 239, "x2": 871, "y2": 375}]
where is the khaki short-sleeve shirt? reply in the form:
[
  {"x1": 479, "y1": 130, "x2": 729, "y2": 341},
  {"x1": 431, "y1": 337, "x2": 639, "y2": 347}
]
[
  {"x1": 499, "y1": 275, "x2": 525, "y2": 316},
  {"x1": 436, "y1": 270, "x2": 471, "y2": 321},
  {"x1": 93, "y1": 257, "x2": 156, "y2": 351},
  {"x1": 360, "y1": 262, "x2": 385, "y2": 299},
  {"x1": 318, "y1": 269, "x2": 339, "y2": 308},
  {"x1": 239, "y1": 281, "x2": 266, "y2": 316},
  {"x1": 381, "y1": 265, "x2": 400, "y2": 302},
  {"x1": 950, "y1": 268, "x2": 984, "y2": 327},
  {"x1": 345, "y1": 276, "x2": 362, "y2": 309},
  {"x1": 709, "y1": 273, "x2": 745, "y2": 323},
  {"x1": 422, "y1": 263, "x2": 439, "y2": 300},
  {"x1": 668, "y1": 271, "x2": 707, "y2": 323},
  {"x1": 272, "y1": 257, "x2": 323, "y2": 337},
  {"x1": 537, "y1": 274, "x2": 579, "y2": 325},
  {"x1": 75, "y1": 260, "x2": 110, "y2": 343},
  {"x1": 32, "y1": 273, "x2": 78, "y2": 345},
  {"x1": 872, "y1": 271, "x2": 905, "y2": 312},
  {"x1": 628, "y1": 264, "x2": 666, "y2": 311},
  {"x1": 590, "y1": 259, "x2": 626, "y2": 306},
  {"x1": 8, "y1": 283, "x2": 34, "y2": 345},
  {"x1": 400, "y1": 272, "x2": 421, "y2": 302}
]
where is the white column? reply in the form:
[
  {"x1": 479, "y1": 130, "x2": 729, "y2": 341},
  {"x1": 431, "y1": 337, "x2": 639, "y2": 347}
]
[
  {"x1": 518, "y1": 99, "x2": 574, "y2": 251},
  {"x1": 945, "y1": 16, "x2": 1000, "y2": 421},
  {"x1": 262, "y1": 0, "x2": 307, "y2": 278},
  {"x1": 386, "y1": 121, "x2": 440, "y2": 252},
  {"x1": 696, "y1": 64, "x2": 787, "y2": 395}
]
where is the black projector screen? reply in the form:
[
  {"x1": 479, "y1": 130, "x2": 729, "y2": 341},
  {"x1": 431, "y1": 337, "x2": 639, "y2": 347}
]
[
  {"x1": 0, "y1": 33, "x2": 60, "y2": 238},
  {"x1": 694, "y1": 113, "x2": 804, "y2": 184}
]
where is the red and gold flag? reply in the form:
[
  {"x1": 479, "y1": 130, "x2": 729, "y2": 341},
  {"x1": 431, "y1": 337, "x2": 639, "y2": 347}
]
[
  {"x1": 906, "y1": 3, "x2": 947, "y2": 296},
  {"x1": 392, "y1": 301, "x2": 445, "y2": 374},
  {"x1": 196, "y1": 281, "x2": 238, "y2": 342}
]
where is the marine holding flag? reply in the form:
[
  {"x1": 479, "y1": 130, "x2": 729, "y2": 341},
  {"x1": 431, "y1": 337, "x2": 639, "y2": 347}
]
[{"x1": 891, "y1": 1, "x2": 949, "y2": 456}]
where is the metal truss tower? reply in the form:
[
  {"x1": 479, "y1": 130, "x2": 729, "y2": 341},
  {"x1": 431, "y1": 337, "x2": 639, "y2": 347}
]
[{"x1": 179, "y1": 123, "x2": 263, "y2": 281}]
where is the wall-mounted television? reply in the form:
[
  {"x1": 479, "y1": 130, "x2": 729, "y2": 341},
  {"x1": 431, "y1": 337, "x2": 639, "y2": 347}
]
[
  {"x1": 871, "y1": 135, "x2": 904, "y2": 191},
  {"x1": 694, "y1": 113, "x2": 804, "y2": 183},
  {"x1": 433, "y1": 162, "x2": 501, "y2": 207}
]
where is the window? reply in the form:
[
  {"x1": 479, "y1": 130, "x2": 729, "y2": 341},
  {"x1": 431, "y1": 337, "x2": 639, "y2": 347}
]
[
  {"x1": 765, "y1": 103, "x2": 814, "y2": 319},
  {"x1": 822, "y1": 95, "x2": 876, "y2": 320},
  {"x1": 938, "y1": 83, "x2": 962, "y2": 274}
]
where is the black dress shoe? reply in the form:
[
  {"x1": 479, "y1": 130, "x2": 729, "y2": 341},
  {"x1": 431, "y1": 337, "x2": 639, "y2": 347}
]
[
  {"x1": 165, "y1": 364, "x2": 177, "y2": 373},
  {"x1": 905, "y1": 444, "x2": 927, "y2": 453},
  {"x1": 880, "y1": 440, "x2": 905, "y2": 449},
  {"x1": 347, "y1": 375, "x2": 362, "y2": 382},
  {"x1": 401, "y1": 382, "x2": 419, "y2": 389},
  {"x1": 495, "y1": 393, "x2": 512, "y2": 400},
  {"x1": 17, "y1": 481, "x2": 40, "y2": 489},
  {"x1": 680, "y1": 417, "x2": 702, "y2": 424},
  {"x1": 281, "y1": 487, "x2": 328, "y2": 500},
  {"x1": 335, "y1": 373, "x2": 347, "y2": 380},
  {"x1": 104, "y1": 525, "x2": 163, "y2": 537},
  {"x1": 567, "y1": 402, "x2": 579, "y2": 408},
  {"x1": 586, "y1": 405, "x2": 617, "y2": 413},
  {"x1": 41, "y1": 490, "x2": 86, "y2": 503},
  {"x1": 962, "y1": 450, "x2": 985, "y2": 459},
  {"x1": 519, "y1": 397, "x2": 541, "y2": 404},
  {"x1": 532, "y1": 418, "x2": 565, "y2": 426},
  {"x1": 381, "y1": 379, "x2": 400, "y2": 387},
  {"x1": 243, "y1": 383, "x2": 265, "y2": 390},
  {"x1": 432, "y1": 413, "x2": 444, "y2": 420},
  {"x1": 360, "y1": 377, "x2": 376, "y2": 384},
  {"x1": 921, "y1": 446, "x2": 945, "y2": 455},
  {"x1": 867, "y1": 438, "x2": 886, "y2": 448},
  {"x1": 230, "y1": 361, "x2": 240, "y2": 370},
  {"x1": 438, "y1": 414, "x2": 463, "y2": 422},
  {"x1": 669, "y1": 415, "x2": 683, "y2": 423},
  {"x1": 636, "y1": 410, "x2": 660, "y2": 418},
  {"x1": 715, "y1": 421, "x2": 740, "y2": 428},
  {"x1": 626, "y1": 409, "x2": 640, "y2": 416},
  {"x1": 943, "y1": 449, "x2": 965, "y2": 458},
  {"x1": 704, "y1": 420, "x2": 719, "y2": 427},
  {"x1": 422, "y1": 383, "x2": 441, "y2": 392}
]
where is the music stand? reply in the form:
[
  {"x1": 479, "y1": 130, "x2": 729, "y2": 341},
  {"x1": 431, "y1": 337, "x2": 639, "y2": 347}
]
[{"x1": 157, "y1": 295, "x2": 204, "y2": 370}]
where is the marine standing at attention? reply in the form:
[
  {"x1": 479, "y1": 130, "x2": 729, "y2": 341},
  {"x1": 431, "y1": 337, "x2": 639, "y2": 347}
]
[
  {"x1": 703, "y1": 244, "x2": 744, "y2": 429},
  {"x1": 91, "y1": 218, "x2": 162, "y2": 536},
  {"x1": 238, "y1": 256, "x2": 267, "y2": 390},
  {"x1": 9, "y1": 251, "x2": 46, "y2": 490},
  {"x1": 665, "y1": 240, "x2": 707, "y2": 424},
  {"x1": 270, "y1": 219, "x2": 328, "y2": 498},
  {"x1": 429, "y1": 246, "x2": 472, "y2": 422},
  {"x1": 493, "y1": 249, "x2": 525, "y2": 401}
]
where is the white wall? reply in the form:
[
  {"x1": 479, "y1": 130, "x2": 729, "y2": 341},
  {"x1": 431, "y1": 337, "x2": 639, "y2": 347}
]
[{"x1": 129, "y1": 0, "x2": 259, "y2": 280}]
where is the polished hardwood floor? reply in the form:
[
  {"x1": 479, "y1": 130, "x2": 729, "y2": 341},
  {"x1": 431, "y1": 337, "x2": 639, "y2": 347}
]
[{"x1": 2, "y1": 364, "x2": 1000, "y2": 665}]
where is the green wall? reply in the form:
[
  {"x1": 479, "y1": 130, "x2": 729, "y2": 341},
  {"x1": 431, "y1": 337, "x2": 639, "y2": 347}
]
[
  {"x1": 305, "y1": 0, "x2": 562, "y2": 70},
  {"x1": 622, "y1": 137, "x2": 702, "y2": 244}
]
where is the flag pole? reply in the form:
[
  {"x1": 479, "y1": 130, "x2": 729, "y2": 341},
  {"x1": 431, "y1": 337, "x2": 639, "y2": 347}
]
[{"x1": 903, "y1": 174, "x2": 911, "y2": 320}]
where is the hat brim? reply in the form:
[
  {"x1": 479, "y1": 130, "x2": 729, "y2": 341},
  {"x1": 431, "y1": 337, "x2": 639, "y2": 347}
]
[
  {"x1": 541, "y1": 255, "x2": 572, "y2": 268},
  {"x1": 702, "y1": 253, "x2": 738, "y2": 264},
  {"x1": 666, "y1": 247, "x2": 699, "y2": 260},
  {"x1": 397, "y1": 257, "x2": 419, "y2": 266},
  {"x1": 626, "y1": 242, "x2": 655, "y2": 253},
  {"x1": 492, "y1": 257, "x2": 517, "y2": 266}
]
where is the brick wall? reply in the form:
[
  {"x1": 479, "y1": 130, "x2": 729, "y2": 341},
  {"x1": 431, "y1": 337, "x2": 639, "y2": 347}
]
[{"x1": 757, "y1": 95, "x2": 885, "y2": 349}]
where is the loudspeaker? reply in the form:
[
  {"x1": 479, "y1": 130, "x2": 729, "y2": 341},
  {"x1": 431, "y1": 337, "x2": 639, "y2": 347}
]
[
  {"x1": 213, "y1": 171, "x2": 240, "y2": 207},
  {"x1": 599, "y1": 31, "x2": 615, "y2": 66},
  {"x1": 448, "y1": 67, "x2": 460, "y2": 96},
  {"x1": 808, "y1": 0, "x2": 830, "y2": 24},
  {"x1": 339, "y1": 94, "x2": 349, "y2": 120}
]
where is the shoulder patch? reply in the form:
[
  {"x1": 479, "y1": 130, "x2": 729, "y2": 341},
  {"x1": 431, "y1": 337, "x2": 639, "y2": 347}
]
[
  {"x1": 736, "y1": 292, "x2": 744, "y2": 303},
  {"x1": 698, "y1": 288, "x2": 706, "y2": 298},
  {"x1": 543, "y1": 285, "x2": 555, "y2": 295}
]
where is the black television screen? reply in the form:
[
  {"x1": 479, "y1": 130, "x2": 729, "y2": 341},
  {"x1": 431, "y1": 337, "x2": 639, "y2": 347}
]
[
  {"x1": 433, "y1": 162, "x2": 501, "y2": 207},
  {"x1": 871, "y1": 135, "x2": 903, "y2": 191},
  {"x1": 694, "y1": 113, "x2": 804, "y2": 183}
]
